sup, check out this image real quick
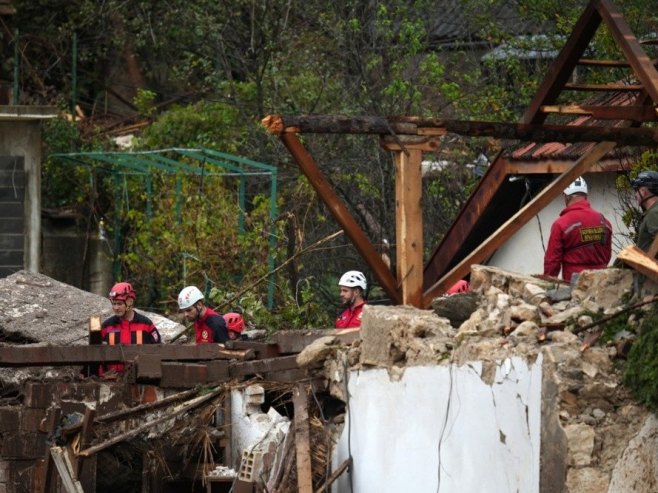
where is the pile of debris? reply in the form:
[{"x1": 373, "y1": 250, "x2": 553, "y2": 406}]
[{"x1": 309, "y1": 265, "x2": 658, "y2": 492}]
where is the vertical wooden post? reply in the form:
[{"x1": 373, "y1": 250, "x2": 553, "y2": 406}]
[
  {"x1": 382, "y1": 136, "x2": 441, "y2": 306},
  {"x1": 293, "y1": 383, "x2": 313, "y2": 493}
]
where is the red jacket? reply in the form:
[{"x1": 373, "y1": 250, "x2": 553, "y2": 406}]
[
  {"x1": 543, "y1": 200, "x2": 612, "y2": 282},
  {"x1": 194, "y1": 308, "x2": 229, "y2": 343},
  {"x1": 335, "y1": 302, "x2": 366, "y2": 329},
  {"x1": 101, "y1": 312, "x2": 161, "y2": 374}
]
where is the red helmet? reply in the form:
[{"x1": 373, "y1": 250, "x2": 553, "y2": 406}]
[
  {"x1": 223, "y1": 312, "x2": 245, "y2": 333},
  {"x1": 109, "y1": 282, "x2": 136, "y2": 302},
  {"x1": 446, "y1": 280, "x2": 470, "y2": 295}
]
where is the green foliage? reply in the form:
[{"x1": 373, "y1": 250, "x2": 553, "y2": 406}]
[
  {"x1": 138, "y1": 101, "x2": 244, "y2": 151},
  {"x1": 134, "y1": 88, "x2": 157, "y2": 118},
  {"x1": 624, "y1": 307, "x2": 658, "y2": 412}
]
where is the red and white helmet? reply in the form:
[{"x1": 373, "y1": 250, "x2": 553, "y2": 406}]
[
  {"x1": 338, "y1": 270, "x2": 367, "y2": 291},
  {"x1": 178, "y1": 286, "x2": 204, "y2": 310},
  {"x1": 109, "y1": 282, "x2": 136, "y2": 302},
  {"x1": 223, "y1": 312, "x2": 245, "y2": 333}
]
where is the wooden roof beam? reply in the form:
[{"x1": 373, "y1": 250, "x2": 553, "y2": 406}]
[
  {"x1": 279, "y1": 133, "x2": 401, "y2": 304},
  {"x1": 597, "y1": 0, "x2": 658, "y2": 105},
  {"x1": 540, "y1": 104, "x2": 658, "y2": 121},
  {"x1": 563, "y1": 83, "x2": 643, "y2": 91},
  {"x1": 263, "y1": 115, "x2": 658, "y2": 146},
  {"x1": 503, "y1": 157, "x2": 631, "y2": 174},
  {"x1": 522, "y1": 0, "x2": 601, "y2": 124}
]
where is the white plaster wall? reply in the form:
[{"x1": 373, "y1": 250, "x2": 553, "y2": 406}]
[
  {"x1": 489, "y1": 173, "x2": 632, "y2": 276},
  {"x1": 334, "y1": 356, "x2": 542, "y2": 493}
]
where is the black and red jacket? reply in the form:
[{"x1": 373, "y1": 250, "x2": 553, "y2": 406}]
[
  {"x1": 194, "y1": 308, "x2": 229, "y2": 343},
  {"x1": 101, "y1": 311, "x2": 161, "y2": 373}
]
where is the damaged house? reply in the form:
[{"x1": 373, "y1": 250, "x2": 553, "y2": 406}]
[{"x1": 5, "y1": 0, "x2": 658, "y2": 492}]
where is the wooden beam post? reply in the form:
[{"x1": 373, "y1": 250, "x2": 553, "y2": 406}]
[
  {"x1": 279, "y1": 133, "x2": 401, "y2": 303},
  {"x1": 293, "y1": 383, "x2": 313, "y2": 493},
  {"x1": 383, "y1": 136, "x2": 440, "y2": 306},
  {"x1": 422, "y1": 141, "x2": 616, "y2": 306}
]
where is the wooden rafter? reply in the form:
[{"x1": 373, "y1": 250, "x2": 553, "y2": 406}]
[
  {"x1": 279, "y1": 133, "x2": 401, "y2": 304},
  {"x1": 598, "y1": 0, "x2": 658, "y2": 105},
  {"x1": 522, "y1": 0, "x2": 601, "y2": 124},
  {"x1": 264, "y1": 115, "x2": 658, "y2": 146}
]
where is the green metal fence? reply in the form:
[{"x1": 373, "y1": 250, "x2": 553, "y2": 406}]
[{"x1": 50, "y1": 148, "x2": 278, "y2": 308}]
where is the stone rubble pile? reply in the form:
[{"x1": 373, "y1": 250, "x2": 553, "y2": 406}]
[{"x1": 315, "y1": 264, "x2": 658, "y2": 493}]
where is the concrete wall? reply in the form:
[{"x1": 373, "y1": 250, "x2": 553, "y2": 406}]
[
  {"x1": 489, "y1": 173, "x2": 631, "y2": 276},
  {"x1": 334, "y1": 356, "x2": 542, "y2": 493},
  {"x1": 0, "y1": 120, "x2": 42, "y2": 274}
]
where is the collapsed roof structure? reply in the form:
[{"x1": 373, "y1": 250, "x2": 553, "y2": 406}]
[
  {"x1": 4, "y1": 0, "x2": 658, "y2": 492},
  {"x1": 262, "y1": 0, "x2": 658, "y2": 309}
]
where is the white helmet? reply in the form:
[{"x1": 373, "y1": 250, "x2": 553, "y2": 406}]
[
  {"x1": 178, "y1": 286, "x2": 204, "y2": 310},
  {"x1": 338, "y1": 270, "x2": 367, "y2": 291},
  {"x1": 564, "y1": 177, "x2": 588, "y2": 196}
]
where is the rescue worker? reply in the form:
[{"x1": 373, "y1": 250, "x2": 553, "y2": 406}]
[
  {"x1": 101, "y1": 282, "x2": 161, "y2": 374},
  {"x1": 178, "y1": 285, "x2": 229, "y2": 344},
  {"x1": 543, "y1": 177, "x2": 612, "y2": 282},
  {"x1": 631, "y1": 170, "x2": 658, "y2": 252},
  {"x1": 335, "y1": 270, "x2": 367, "y2": 329},
  {"x1": 223, "y1": 312, "x2": 247, "y2": 340}
]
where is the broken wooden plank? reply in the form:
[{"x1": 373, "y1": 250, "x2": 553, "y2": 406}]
[
  {"x1": 617, "y1": 244, "x2": 658, "y2": 283},
  {"x1": 293, "y1": 383, "x2": 313, "y2": 493},
  {"x1": 224, "y1": 340, "x2": 280, "y2": 359},
  {"x1": 229, "y1": 355, "x2": 300, "y2": 378},
  {"x1": 156, "y1": 360, "x2": 230, "y2": 387},
  {"x1": 50, "y1": 447, "x2": 84, "y2": 493},
  {"x1": 135, "y1": 354, "x2": 162, "y2": 380},
  {"x1": 272, "y1": 329, "x2": 359, "y2": 354},
  {"x1": 0, "y1": 344, "x2": 251, "y2": 367}
]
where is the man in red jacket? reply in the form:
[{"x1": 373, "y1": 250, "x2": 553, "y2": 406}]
[
  {"x1": 543, "y1": 177, "x2": 612, "y2": 282},
  {"x1": 101, "y1": 282, "x2": 161, "y2": 375},
  {"x1": 335, "y1": 270, "x2": 367, "y2": 329},
  {"x1": 178, "y1": 285, "x2": 229, "y2": 343}
]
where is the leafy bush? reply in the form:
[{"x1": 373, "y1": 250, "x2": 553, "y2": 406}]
[{"x1": 624, "y1": 307, "x2": 658, "y2": 412}]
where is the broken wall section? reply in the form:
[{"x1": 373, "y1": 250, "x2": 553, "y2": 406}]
[{"x1": 329, "y1": 265, "x2": 653, "y2": 493}]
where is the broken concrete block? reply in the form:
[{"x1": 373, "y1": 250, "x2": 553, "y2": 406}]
[
  {"x1": 509, "y1": 302, "x2": 540, "y2": 323},
  {"x1": 360, "y1": 305, "x2": 453, "y2": 367},
  {"x1": 523, "y1": 283, "x2": 548, "y2": 305},
  {"x1": 510, "y1": 321, "x2": 539, "y2": 338},
  {"x1": 565, "y1": 423, "x2": 595, "y2": 466},
  {"x1": 570, "y1": 269, "x2": 633, "y2": 312},
  {"x1": 296, "y1": 335, "x2": 337, "y2": 368},
  {"x1": 471, "y1": 264, "x2": 553, "y2": 297}
]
